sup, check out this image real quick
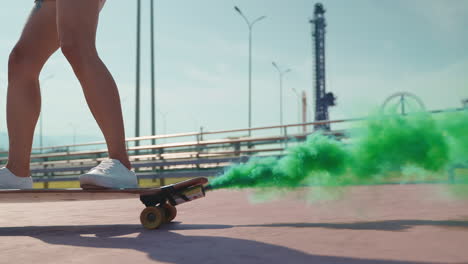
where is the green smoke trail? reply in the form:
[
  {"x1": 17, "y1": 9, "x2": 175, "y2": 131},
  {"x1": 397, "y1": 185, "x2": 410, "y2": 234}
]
[
  {"x1": 351, "y1": 113, "x2": 450, "y2": 178},
  {"x1": 210, "y1": 134, "x2": 350, "y2": 189},
  {"x1": 438, "y1": 112, "x2": 468, "y2": 163},
  {"x1": 209, "y1": 111, "x2": 468, "y2": 191}
]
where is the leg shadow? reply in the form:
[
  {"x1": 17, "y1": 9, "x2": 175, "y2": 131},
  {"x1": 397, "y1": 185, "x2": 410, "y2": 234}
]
[{"x1": 0, "y1": 223, "x2": 440, "y2": 264}]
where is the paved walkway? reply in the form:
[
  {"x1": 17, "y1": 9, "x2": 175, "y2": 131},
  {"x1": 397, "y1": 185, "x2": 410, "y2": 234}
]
[{"x1": 0, "y1": 184, "x2": 467, "y2": 264}]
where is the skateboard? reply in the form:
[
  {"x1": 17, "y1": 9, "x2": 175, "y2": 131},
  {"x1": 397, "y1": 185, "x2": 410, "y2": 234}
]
[{"x1": 0, "y1": 177, "x2": 208, "y2": 230}]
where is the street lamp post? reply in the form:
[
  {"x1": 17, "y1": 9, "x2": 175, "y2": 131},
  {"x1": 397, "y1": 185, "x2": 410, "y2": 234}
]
[
  {"x1": 135, "y1": 0, "x2": 141, "y2": 150},
  {"x1": 291, "y1": 88, "x2": 301, "y2": 133},
  {"x1": 150, "y1": 0, "x2": 157, "y2": 146},
  {"x1": 234, "y1": 6, "x2": 266, "y2": 137},
  {"x1": 272, "y1": 62, "x2": 291, "y2": 131}
]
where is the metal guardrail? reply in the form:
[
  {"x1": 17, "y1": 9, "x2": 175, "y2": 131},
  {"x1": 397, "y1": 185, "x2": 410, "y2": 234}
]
[
  {"x1": 0, "y1": 117, "x2": 352, "y2": 157},
  {"x1": 2, "y1": 106, "x2": 461, "y2": 157},
  {"x1": 31, "y1": 156, "x2": 253, "y2": 174},
  {"x1": 24, "y1": 133, "x2": 301, "y2": 187},
  {"x1": 0, "y1": 108, "x2": 465, "y2": 187}
]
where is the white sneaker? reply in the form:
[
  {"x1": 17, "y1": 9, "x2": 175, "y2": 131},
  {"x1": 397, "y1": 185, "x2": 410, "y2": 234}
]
[
  {"x1": 0, "y1": 167, "x2": 33, "y2": 189},
  {"x1": 79, "y1": 159, "x2": 138, "y2": 189}
]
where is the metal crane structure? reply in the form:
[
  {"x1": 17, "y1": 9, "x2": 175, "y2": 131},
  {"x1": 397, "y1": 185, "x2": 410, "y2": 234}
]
[{"x1": 310, "y1": 3, "x2": 336, "y2": 131}]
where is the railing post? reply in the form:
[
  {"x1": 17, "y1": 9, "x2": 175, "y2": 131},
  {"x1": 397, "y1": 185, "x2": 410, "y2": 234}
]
[
  {"x1": 196, "y1": 126, "x2": 205, "y2": 170},
  {"x1": 151, "y1": 154, "x2": 156, "y2": 183},
  {"x1": 247, "y1": 140, "x2": 254, "y2": 154},
  {"x1": 196, "y1": 137, "x2": 203, "y2": 170},
  {"x1": 135, "y1": 138, "x2": 140, "y2": 156},
  {"x1": 199, "y1": 126, "x2": 204, "y2": 142},
  {"x1": 151, "y1": 137, "x2": 157, "y2": 155},
  {"x1": 247, "y1": 127, "x2": 253, "y2": 150},
  {"x1": 196, "y1": 144, "x2": 201, "y2": 169},
  {"x1": 43, "y1": 163, "x2": 49, "y2": 189},
  {"x1": 158, "y1": 148, "x2": 165, "y2": 187},
  {"x1": 80, "y1": 161, "x2": 84, "y2": 175},
  {"x1": 134, "y1": 140, "x2": 140, "y2": 174},
  {"x1": 283, "y1": 126, "x2": 288, "y2": 150},
  {"x1": 233, "y1": 141, "x2": 241, "y2": 157}
]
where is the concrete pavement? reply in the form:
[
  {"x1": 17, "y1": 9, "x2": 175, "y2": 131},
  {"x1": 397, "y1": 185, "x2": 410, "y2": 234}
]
[{"x1": 0, "y1": 184, "x2": 467, "y2": 264}]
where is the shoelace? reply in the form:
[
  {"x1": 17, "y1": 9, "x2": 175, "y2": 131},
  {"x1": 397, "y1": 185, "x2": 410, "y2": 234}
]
[{"x1": 93, "y1": 161, "x2": 115, "y2": 173}]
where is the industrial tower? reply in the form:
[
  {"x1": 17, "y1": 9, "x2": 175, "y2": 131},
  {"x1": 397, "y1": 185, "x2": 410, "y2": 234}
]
[{"x1": 310, "y1": 3, "x2": 336, "y2": 131}]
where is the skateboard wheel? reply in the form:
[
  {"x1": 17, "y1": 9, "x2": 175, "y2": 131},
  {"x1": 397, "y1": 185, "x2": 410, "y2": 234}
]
[
  {"x1": 162, "y1": 203, "x2": 177, "y2": 223},
  {"x1": 140, "y1": 207, "x2": 165, "y2": 230}
]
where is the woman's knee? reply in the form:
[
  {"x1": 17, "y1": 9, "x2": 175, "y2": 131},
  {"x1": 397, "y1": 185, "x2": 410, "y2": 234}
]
[
  {"x1": 8, "y1": 44, "x2": 44, "y2": 81},
  {"x1": 60, "y1": 39, "x2": 98, "y2": 67},
  {"x1": 8, "y1": 45, "x2": 40, "y2": 80}
]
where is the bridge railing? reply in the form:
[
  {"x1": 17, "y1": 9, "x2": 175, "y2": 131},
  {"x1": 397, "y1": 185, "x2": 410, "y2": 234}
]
[
  {"x1": 0, "y1": 118, "x2": 352, "y2": 188},
  {"x1": 1, "y1": 108, "x2": 463, "y2": 187},
  {"x1": 2, "y1": 107, "x2": 462, "y2": 159}
]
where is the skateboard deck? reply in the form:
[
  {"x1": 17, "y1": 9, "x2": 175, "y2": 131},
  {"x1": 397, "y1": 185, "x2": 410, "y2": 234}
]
[{"x1": 0, "y1": 177, "x2": 208, "y2": 230}]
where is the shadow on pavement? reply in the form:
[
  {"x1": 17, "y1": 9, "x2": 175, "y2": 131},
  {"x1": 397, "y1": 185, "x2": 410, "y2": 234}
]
[
  {"x1": 0, "y1": 222, "x2": 444, "y2": 264},
  {"x1": 239, "y1": 219, "x2": 468, "y2": 231}
]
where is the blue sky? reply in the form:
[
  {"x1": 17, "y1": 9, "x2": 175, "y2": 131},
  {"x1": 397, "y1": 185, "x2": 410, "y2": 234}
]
[{"x1": 0, "y1": 0, "x2": 467, "y2": 148}]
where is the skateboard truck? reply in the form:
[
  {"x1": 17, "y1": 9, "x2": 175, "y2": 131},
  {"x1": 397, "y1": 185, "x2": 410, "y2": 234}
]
[
  {"x1": 139, "y1": 184, "x2": 206, "y2": 207},
  {"x1": 139, "y1": 183, "x2": 206, "y2": 230}
]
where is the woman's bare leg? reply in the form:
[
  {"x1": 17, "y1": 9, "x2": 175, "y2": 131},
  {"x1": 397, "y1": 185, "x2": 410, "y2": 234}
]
[
  {"x1": 56, "y1": 0, "x2": 131, "y2": 169},
  {"x1": 6, "y1": 2, "x2": 59, "y2": 177}
]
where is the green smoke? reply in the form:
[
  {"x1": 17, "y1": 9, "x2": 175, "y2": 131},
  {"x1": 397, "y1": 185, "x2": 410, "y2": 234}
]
[
  {"x1": 351, "y1": 113, "x2": 449, "y2": 178},
  {"x1": 210, "y1": 134, "x2": 350, "y2": 189},
  {"x1": 438, "y1": 112, "x2": 468, "y2": 163},
  {"x1": 209, "y1": 111, "x2": 468, "y2": 191}
]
